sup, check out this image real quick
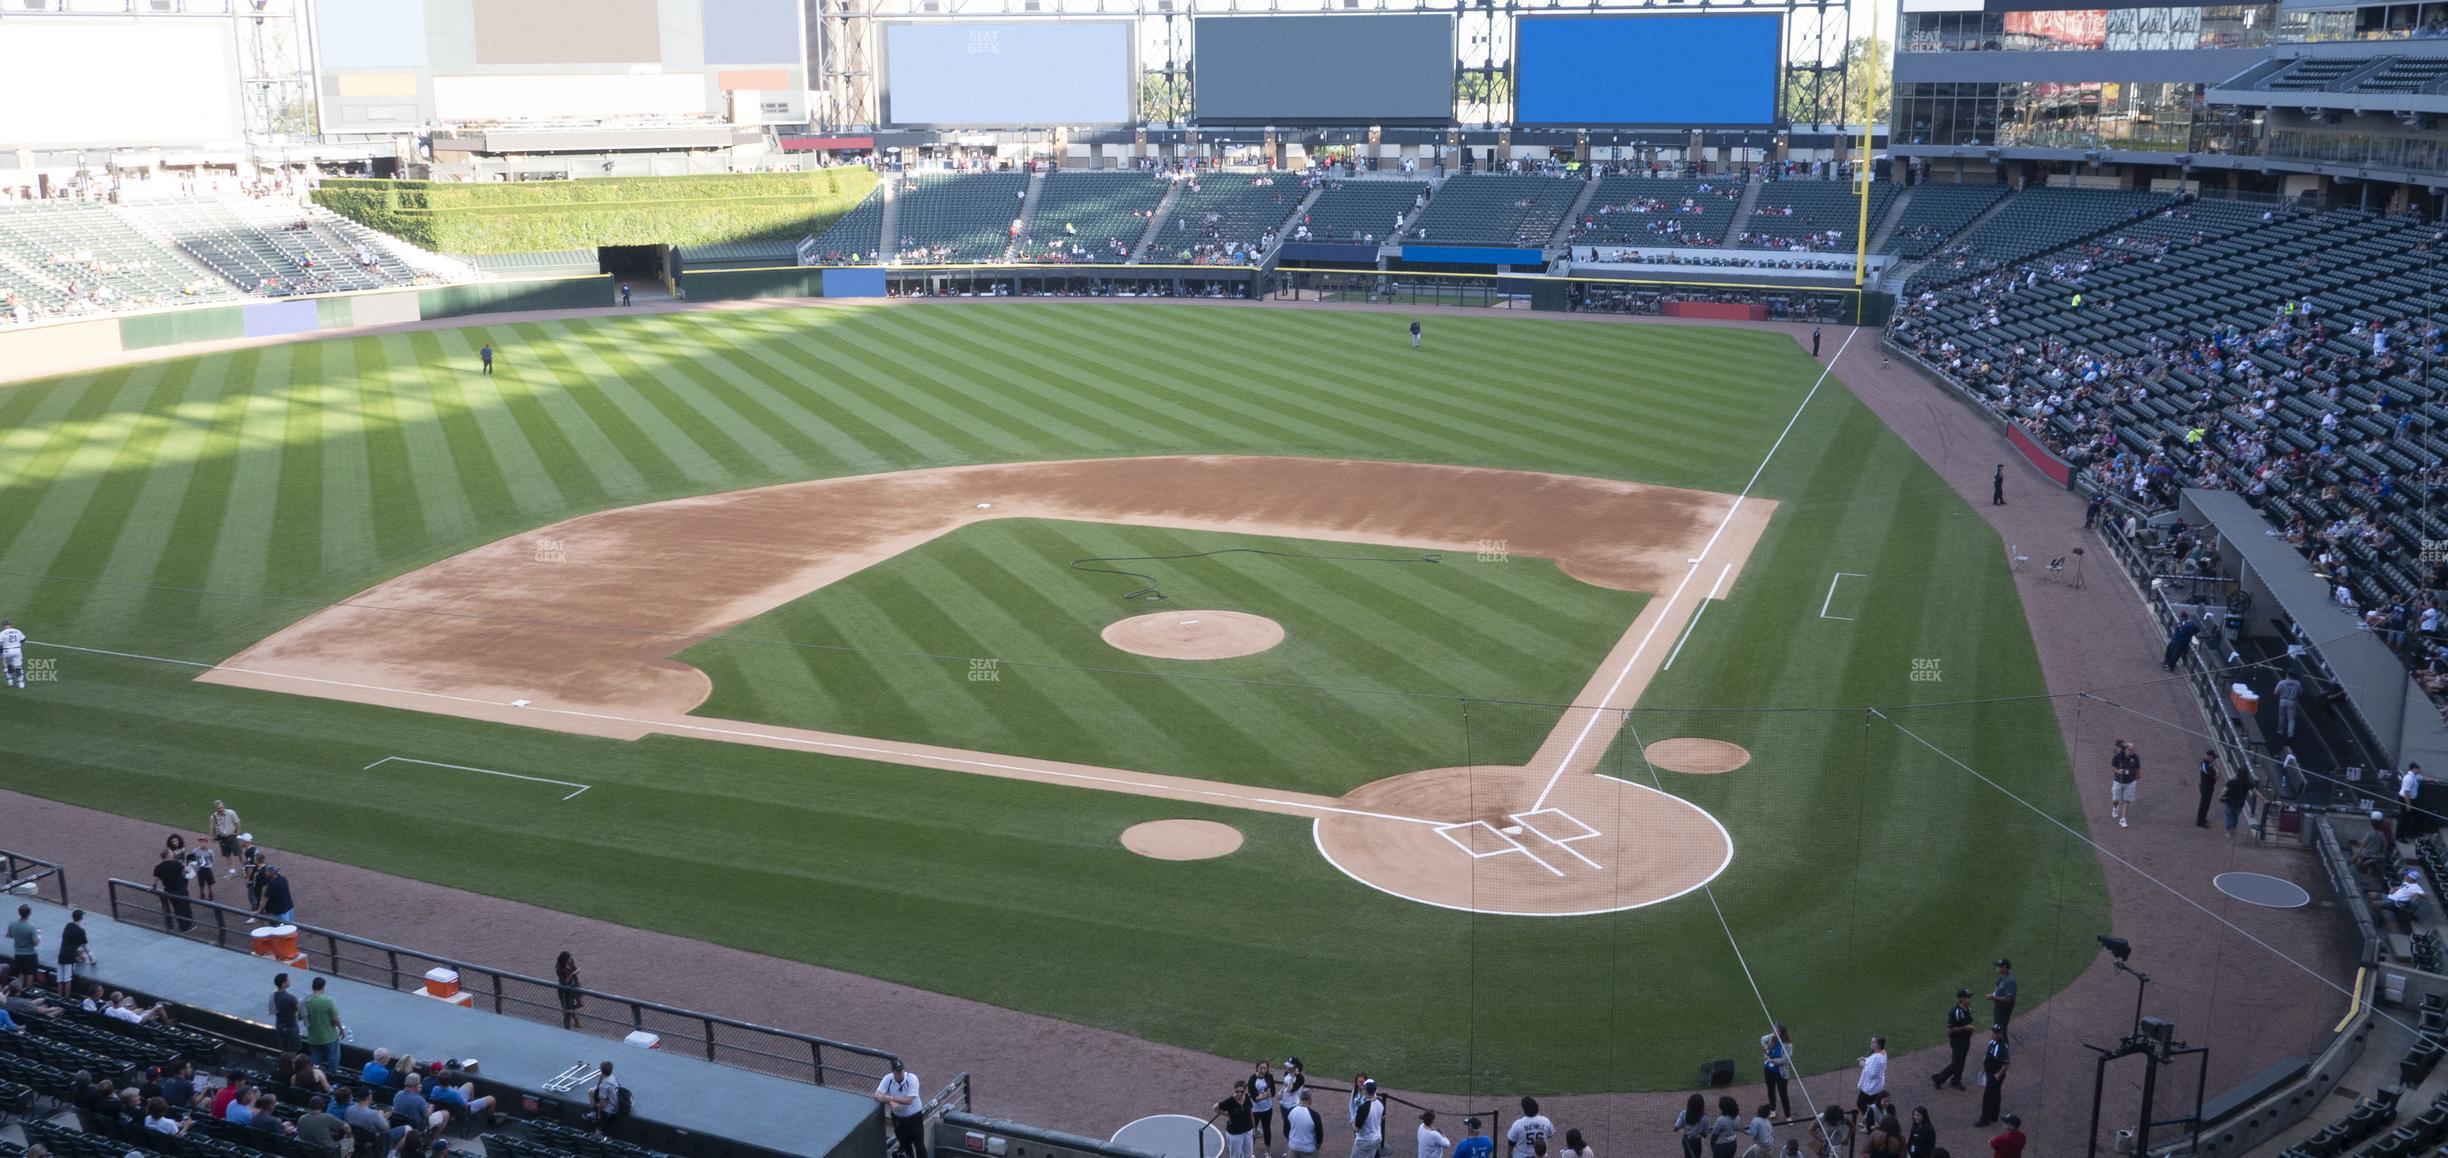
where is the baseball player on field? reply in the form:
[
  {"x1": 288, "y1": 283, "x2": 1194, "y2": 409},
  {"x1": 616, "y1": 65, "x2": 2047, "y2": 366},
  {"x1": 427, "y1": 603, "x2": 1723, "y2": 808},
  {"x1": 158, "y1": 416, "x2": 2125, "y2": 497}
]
[{"x1": 0, "y1": 619, "x2": 24, "y2": 688}]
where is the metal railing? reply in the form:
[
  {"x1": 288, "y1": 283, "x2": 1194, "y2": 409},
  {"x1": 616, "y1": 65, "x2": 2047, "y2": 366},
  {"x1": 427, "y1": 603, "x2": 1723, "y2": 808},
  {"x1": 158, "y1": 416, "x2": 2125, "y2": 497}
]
[
  {"x1": 100, "y1": 878, "x2": 899, "y2": 1093},
  {"x1": 0, "y1": 848, "x2": 68, "y2": 906}
]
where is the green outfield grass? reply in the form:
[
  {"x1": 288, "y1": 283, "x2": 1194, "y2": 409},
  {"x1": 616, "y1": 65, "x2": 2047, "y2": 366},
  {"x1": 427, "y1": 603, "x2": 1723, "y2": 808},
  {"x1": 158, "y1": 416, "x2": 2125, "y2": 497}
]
[
  {"x1": 681, "y1": 518, "x2": 1648, "y2": 793},
  {"x1": 0, "y1": 303, "x2": 2103, "y2": 1094}
]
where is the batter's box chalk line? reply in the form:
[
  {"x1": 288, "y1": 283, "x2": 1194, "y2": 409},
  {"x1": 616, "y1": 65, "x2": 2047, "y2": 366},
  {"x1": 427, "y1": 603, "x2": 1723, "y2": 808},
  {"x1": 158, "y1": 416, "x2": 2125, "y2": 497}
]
[
  {"x1": 1510, "y1": 807, "x2": 1606, "y2": 870},
  {"x1": 1433, "y1": 820, "x2": 1565, "y2": 877}
]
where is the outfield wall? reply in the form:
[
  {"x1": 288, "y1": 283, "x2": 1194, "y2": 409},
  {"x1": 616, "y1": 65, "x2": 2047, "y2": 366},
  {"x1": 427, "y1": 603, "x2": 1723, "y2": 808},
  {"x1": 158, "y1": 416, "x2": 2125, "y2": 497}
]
[{"x1": 0, "y1": 276, "x2": 612, "y2": 385}]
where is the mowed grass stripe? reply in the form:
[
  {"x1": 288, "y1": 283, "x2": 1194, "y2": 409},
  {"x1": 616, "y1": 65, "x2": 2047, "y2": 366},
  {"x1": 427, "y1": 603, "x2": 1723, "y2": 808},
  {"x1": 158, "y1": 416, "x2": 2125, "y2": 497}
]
[
  {"x1": 515, "y1": 319, "x2": 712, "y2": 494},
  {"x1": 401, "y1": 332, "x2": 543, "y2": 526},
  {"x1": 498, "y1": 322, "x2": 665, "y2": 498},
  {"x1": 265, "y1": 344, "x2": 336, "y2": 595},
  {"x1": 1052, "y1": 308, "x2": 1551, "y2": 462},
  {"x1": 35, "y1": 358, "x2": 209, "y2": 630},
  {"x1": 0, "y1": 366, "x2": 161, "y2": 579},
  {"x1": 313, "y1": 342, "x2": 383, "y2": 579},
  {"x1": 426, "y1": 331, "x2": 613, "y2": 514},
  {"x1": 749, "y1": 314, "x2": 1044, "y2": 463},
  {"x1": 861, "y1": 307, "x2": 1214, "y2": 450},
  {"x1": 639, "y1": 314, "x2": 910, "y2": 473},
  {"x1": 88, "y1": 356, "x2": 230, "y2": 639},
  {"x1": 945, "y1": 307, "x2": 1344, "y2": 452},
  {"x1": 348, "y1": 336, "x2": 442, "y2": 568},
  {"x1": 1088, "y1": 307, "x2": 1699, "y2": 466},
  {"x1": 1108, "y1": 304, "x2": 1781, "y2": 474},
  {"x1": 203, "y1": 343, "x2": 302, "y2": 602},
  {"x1": 566, "y1": 316, "x2": 795, "y2": 482},
  {"x1": 0, "y1": 373, "x2": 95, "y2": 493},
  {"x1": 612, "y1": 319, "x2": 850, "y2": 478},
  {"x1": 709, "y1": 313, "x2": 950, "y2": 469},
  {"x1": 822, "y1": 312, "x2": 1129, "y2": 454}
]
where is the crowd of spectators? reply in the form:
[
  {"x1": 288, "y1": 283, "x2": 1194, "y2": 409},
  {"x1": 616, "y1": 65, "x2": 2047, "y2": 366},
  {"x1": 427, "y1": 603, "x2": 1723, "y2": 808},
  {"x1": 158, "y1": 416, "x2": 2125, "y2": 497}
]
[{"x1": 1889, "y1": 200, "x2": 2448, "y2": 701}]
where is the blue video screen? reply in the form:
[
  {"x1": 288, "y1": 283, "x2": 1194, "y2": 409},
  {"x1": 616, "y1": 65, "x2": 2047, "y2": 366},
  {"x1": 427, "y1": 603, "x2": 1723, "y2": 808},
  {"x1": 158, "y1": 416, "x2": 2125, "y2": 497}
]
[{"x1": 1516, "y1": 14, "x2": 1782, "y2": 126}]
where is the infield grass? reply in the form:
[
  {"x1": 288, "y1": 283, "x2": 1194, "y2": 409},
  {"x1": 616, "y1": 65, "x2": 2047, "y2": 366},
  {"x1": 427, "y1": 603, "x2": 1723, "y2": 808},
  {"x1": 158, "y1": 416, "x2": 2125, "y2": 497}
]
[
  {"x1": 682, "y1": 518, "x2": 1648, "y2": 793},
  {"x1": 0, "y1": 303, "x2": 2102, "y2": 1095}
]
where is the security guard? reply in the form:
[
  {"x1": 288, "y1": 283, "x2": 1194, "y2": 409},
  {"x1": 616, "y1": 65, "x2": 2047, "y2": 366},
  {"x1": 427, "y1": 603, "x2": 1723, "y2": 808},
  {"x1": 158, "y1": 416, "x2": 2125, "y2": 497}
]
[{"x1": 1930, "y1": 988, "x2": 1975, "y2": 1090}]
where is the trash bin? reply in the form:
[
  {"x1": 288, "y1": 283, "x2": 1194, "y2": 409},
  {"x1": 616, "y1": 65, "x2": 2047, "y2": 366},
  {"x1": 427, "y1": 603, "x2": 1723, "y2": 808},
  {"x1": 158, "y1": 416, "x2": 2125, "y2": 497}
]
[{"x1": 2115, "y1": 1128, "x2": 2137, "y2": 1155}]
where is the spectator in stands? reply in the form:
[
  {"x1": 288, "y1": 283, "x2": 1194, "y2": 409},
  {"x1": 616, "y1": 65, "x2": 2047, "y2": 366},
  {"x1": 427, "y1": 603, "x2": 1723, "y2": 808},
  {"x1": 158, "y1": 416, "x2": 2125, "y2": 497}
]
[
  {"x1": 103, "y1": 989, "x2": 176, "y2": 1027},
  {"x1": 297, "y1": 1093, "x2": 349, "y2": 1153},
  {"x1": 361, "y1": 1047, "x2": 394, "y2": 1089},
  {"x1": 254, "y1": 1093, "x2": 298, "y2": 1139},
  {"x1": 6, "y1": 904, "x2": 38, "y2": 986},
  {"x1": 254, "y1": 863, "x2": 295, "y2": 925},
  {"x1": 2355, "y1": 811, "x2": 2395, "y2": 875},
  {"x1": 394, "y1": 1073, "x2": 448, "y2": 1132},
  {"x1": 144, "y1": 1096, "x2": 192, "y2": 1138},
  {"x1": 424, "y1": 1062, "x2": 497, "y2": 1128},
  {"x1": 2381, "y1": 868, "x2": 2429, "y2": 931},
  {"x1": 271, "y1": 972, "x2": 303, "y2": 1054},
  {"x1": 2403, "y1": 763, "x2": 2427, "y2": 815},
  {"x1": 161, "y1": 1061, "x2": 198, "y2": 1110},
  {"x1": 304, "y1": 975, "x2": 345, "y2": 1072},
  {"x1": 227, "y1": 1085, "x2": 263, "y2": 1127},
  {"x1": 289, "y1": 1050, "x2": 331, "y2": 1095},
  {"x1": 556, "y1": 951, "x2": 585, "y2": 1029},
  {"x1": 585, "y1": 1060, "x2": 626, "y2": 1136},
  {"x1": 347, "y1": 1084, "x2": 404, "y2": 1148},
  {"x1": 210, "y1": 1073, "x2": 245, "y2": 1119}
]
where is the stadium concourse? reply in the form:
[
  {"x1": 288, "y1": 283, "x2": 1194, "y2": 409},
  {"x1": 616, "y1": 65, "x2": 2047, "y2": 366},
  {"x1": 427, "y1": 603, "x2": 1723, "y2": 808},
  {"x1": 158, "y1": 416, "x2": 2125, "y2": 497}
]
[{"x1": 0, "y1": 290, "x2": 2361, "y2": 1156}]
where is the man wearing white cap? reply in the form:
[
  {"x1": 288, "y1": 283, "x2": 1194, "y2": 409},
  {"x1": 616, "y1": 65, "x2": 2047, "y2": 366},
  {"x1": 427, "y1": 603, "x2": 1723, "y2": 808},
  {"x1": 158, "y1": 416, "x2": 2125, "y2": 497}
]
[{"x1": 2383, "y1": 869, "x2": 2429, "y2": 931}]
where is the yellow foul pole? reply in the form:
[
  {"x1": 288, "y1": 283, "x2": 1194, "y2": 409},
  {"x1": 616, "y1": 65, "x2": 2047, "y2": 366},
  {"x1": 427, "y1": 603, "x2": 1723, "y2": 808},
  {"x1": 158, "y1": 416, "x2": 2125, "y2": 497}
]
[{"x1": 1853, "y1": 0, "x2": 1877, "y2": 291}]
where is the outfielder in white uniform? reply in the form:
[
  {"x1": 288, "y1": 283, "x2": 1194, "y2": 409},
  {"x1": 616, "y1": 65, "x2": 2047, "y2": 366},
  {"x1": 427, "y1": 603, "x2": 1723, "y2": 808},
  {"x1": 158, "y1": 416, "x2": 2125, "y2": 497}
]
[{"x1": 0, "y1": 620, "x2": 24, "y2": 689}]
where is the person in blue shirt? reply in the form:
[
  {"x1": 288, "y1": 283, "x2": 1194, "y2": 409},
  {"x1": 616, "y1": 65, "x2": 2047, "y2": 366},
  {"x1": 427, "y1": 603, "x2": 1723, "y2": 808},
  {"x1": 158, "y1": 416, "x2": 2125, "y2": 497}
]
[
  {"x1": 253, "y1": 865, "x2": 295, "y2": 925},
  {"x1": 361, "y1": 1048, "x2": 394, "y2": 1090},
  {"x1": 1453, "y1": 1117, "x2": 1494, "y2": 1158}
]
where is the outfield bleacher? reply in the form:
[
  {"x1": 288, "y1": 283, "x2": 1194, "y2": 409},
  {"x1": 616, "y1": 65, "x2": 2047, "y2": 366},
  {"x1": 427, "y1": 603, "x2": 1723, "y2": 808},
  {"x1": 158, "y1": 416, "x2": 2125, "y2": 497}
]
[
  {"x1": 0, "y1": 201, "x2": 235, "y2": 323},
  {"x1": 796, "y1": 185, "x2": 886, "y2": 265},
  {"x1": 1017, "y1": 171, "x2": 1168, "y2": 263},
  {"x1": 1291, "y1": 180, "x2": 1427, "y2": 245},
  {"x1": 1881, "y1": 184, "x2": 2009, "y2": 257},
  {"x1": 1152, "y1": 173, "x2": 1299, "y2": 265},
  {"x1": 135, "y1": 199, "x2": 420, "y2": 296},
  {"x1": 1404, "y1": 174, "x2": 1581, "y2": 248},
  {"x1": 1738, "y1": 180, "x2": 1896, "y2": 249},
  {"x1": 895, "y1": 171, "x2": 1031, "y2": 263},
  {"x1": 1567, "y1": 176, "x2": 1742, "y2": 248}
]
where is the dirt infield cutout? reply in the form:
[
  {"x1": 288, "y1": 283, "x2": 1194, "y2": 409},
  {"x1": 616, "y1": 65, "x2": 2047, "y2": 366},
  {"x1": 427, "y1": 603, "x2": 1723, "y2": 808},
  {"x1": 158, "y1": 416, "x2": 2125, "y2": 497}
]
[
  {"x1": 1102, "y1": 611, "x2": 1285, "y2": 660},
  {"x1": 201, "y1": 456, "x2": 1774, "y2": 916},
  {"x1": 1642, "y1": 738, "x2": 1754, "y2": 775},
  {"x1": 1121, "y1": 820, "x2": 1246, "y2": 861}
]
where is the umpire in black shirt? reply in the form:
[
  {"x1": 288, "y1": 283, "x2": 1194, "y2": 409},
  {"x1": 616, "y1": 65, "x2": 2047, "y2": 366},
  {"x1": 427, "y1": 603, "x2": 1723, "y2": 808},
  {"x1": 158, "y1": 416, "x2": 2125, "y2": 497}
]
[
  {"x1": 1974, "y1": 1025, "x2": 2011, "y2": 1127},
  {"x1": 1929, "y1": 988, "x2": 1975, "y2": 1090}
]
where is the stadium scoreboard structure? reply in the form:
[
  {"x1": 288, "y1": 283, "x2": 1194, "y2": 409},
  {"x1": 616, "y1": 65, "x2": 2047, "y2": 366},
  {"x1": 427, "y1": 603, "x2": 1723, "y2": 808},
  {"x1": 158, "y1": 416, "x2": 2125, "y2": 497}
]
[
  {"x1": 308, "y1": 0, "x2": 811, "y2": 131},
  {"x1": 1515, "y1": 14, "x2": 1782, "y2": 127},
  {"x1": 1190, "y1": 14, "x2": 1458, "y2": 126},
  {"x1": 880, "y1": 22, "x2": 1137, "y2": 127}
]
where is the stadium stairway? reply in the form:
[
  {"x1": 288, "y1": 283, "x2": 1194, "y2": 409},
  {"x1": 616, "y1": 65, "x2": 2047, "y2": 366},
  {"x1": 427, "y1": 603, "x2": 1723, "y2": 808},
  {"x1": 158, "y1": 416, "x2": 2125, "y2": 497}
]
[
  {"x1": 877, "y1": 177, "x2": 902, "y2": 262},
  {"x1": 1548, "y1": 179, "x2": 1601, "y2": 249},
  {"x1": 1007, "y1": 172, "x2": 1049, "y2": 261},
  {"x1": 1131, "y1": 180, "x2": 1187, "y2": 263},
  {"x1": 1867, "y1": 187, "x2": 1914, "y2": 254},
  {"x1": 1726, "y1": 175, "x2": 1767, "y2": 241}
]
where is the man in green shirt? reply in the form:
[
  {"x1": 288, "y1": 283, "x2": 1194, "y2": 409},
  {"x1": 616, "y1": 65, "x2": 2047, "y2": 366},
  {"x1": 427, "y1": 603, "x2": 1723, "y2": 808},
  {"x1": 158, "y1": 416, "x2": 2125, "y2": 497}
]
[{"x1": 304, "y1": 976, "x2": 345, "y2": 1072}]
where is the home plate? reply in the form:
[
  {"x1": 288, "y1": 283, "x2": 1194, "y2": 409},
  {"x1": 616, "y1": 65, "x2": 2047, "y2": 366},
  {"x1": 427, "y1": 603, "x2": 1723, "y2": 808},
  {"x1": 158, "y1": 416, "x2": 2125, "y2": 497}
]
[{"x1": 1501, "y1": 825, "x2": 1523, "y2": 835}]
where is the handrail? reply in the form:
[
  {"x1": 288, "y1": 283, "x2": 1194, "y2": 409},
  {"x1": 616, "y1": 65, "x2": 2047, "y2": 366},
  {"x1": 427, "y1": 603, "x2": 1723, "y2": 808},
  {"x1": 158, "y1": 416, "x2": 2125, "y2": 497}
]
[
  {"x1": 100, "y1": 878, "x2": 898, "y2": 1092},
  {"x1": 0, "y1": 848, "x2": 68, "y2": 907}
]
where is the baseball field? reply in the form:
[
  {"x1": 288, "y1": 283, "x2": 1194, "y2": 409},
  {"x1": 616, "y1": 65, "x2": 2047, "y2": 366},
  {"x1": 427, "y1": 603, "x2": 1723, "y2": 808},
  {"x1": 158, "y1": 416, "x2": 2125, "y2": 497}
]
[{"x1": 0, "y1": 301, "x2": 2104, "y2": 1094}]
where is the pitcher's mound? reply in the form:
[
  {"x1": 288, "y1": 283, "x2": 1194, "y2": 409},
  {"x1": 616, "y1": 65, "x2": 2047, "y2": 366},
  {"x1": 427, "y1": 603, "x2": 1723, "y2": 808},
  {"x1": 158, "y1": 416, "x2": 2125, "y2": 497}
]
[
  {"x1": 1645, "y1": 738, "x2": 1751, "y2": 774},
  {"x1": 1103, "y1": 610, "x2": 1284, "y2": 660},
  {"x1": 1121, "y1": 819, "x2": 1245, "y2": 861}
]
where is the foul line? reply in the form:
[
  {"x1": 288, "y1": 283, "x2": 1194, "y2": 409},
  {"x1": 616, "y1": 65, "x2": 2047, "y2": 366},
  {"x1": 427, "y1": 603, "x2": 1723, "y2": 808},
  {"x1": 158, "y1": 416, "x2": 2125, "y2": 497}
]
[
  {"x1": 1663, "y1": 563, "x2": 1734, "y2": 673},
  {"x1": 364, "y1": 756, "x2": 591, "y2": 801},
  {"x1": 1532, "y1": 325, "x2": 1860, "y2": 812},
  {"x1": 1819, "y1": 572, "x2": 1866, "y2": 621},
  {"x1": 36, "y1": 640, "x2": 1456, "y2": 830}
]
